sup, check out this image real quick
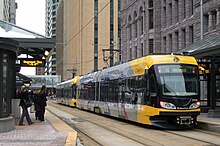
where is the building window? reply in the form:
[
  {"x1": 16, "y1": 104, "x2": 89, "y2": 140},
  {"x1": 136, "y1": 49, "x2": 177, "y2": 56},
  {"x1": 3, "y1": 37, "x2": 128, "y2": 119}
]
[
  {"x1": 129, "y1": 16, "x2": 132, "y2": 40},
  {"x1": 204, "y1": 14, "x2": 209, "y2": 33},
  {"x1": 140, "y1": 7, "x2": 144, "y2": 35},
  {"x1": 149, "y1": 39, "x2": 154, "y2": 53},
  {"x1": 140, "y1": 15, "x2": 144, "y2": 34},
  {"x1": 149, "y1": 0, "x2": 153, "y2": 8},
  {"x1": 181, "y1": 28, "x2": 186, "y2": 48},
  {"x1": 169, "y1": 34, "x2": 172, "y2": 52},
  {"x1": 169, "y1": 3, "x2": 172, "y2": 25},
  {"x1": 141, "y1": 43, "x2": 144, "y2": 57},
  {"x1": 212, "y1": 10, "x2": 217, "y2": 29},
  {"x1": 175, "y1": 31, "x2": 179, "y2": 50},
  {"x1": 134, "y1": 11, "x2": 137, "y2": 38},
  {"x1": 163, "y1": 6, "x2": 166, "y2": 28},
  {"x1": 94, "y1": 0, "x2": 98, "y2": 70},
  {"x1": 175, "y1": 0, "x2": 179, "y2": 23},
  {"x1": 163, "y1": 36, "x2": 167, "y2": 52},
  {"x1": 189, "y1": 25, "x2": 194, "y2": 44},
  {"x1": 134, "y1": 46, "x2": 138, "y2": 58},
  {"x1": 189, "y1": 0, "x2": 193, "y2": 16},
  {"x1": 183, "y1": 0, "x2": 186, "y2": 19},
  {"x1": 149, "y1": 9, "x2": 154, "y2": 29}
]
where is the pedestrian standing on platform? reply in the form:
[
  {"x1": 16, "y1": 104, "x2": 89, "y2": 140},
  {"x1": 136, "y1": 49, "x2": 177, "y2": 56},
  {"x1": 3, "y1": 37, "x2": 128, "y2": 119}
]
[
  {"x1": 38, "y1": 85, "x2": 47, "y2": 122},
  {"x1": 18, "y1": 87, "x2": 34, "y2": 126},
  {"x1": 33, "y1": 91, "x2": 40, "y2": 120}
]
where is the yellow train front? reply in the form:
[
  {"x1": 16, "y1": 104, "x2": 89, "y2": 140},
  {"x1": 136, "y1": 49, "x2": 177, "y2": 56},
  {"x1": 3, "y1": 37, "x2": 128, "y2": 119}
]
[
  {"x1": 77, "y1": 54, "x2": 201, "y2": 129},
  {"x1": 56, "y1": 76, "x2": 79, "y2": 107}
]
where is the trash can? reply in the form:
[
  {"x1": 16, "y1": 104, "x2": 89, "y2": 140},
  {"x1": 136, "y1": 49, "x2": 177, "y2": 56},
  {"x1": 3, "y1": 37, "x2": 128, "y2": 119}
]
[{"x1": 11, "y1": 99, "x2": 21, "y2": 125}]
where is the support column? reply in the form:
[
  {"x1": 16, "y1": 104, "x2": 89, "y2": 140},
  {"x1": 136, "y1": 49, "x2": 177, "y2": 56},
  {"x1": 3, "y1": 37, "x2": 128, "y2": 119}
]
[{"x1": 208, "y1": 59, "x2": 220, "y2": 118}]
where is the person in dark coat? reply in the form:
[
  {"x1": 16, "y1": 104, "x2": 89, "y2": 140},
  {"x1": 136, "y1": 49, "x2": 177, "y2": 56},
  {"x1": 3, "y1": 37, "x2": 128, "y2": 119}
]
[
  {"x1": 38, "y1": 85, "x2": 47, "y2": 122},
  {"x1": 18, "y1": 87, "x2": 34, "y2": 126},
  {"x1": 33, "y1": 92, "x2": 41, "y2": 120}
]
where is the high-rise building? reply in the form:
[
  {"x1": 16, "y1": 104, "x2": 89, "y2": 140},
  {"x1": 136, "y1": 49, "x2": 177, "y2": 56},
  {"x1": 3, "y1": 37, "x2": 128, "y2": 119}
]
[
  {"x1": 0, "y1": 0, "x2": 17, "y2": 24},
  {"x1": 45, "y1": 0, "x2": 60, "y2": 75},
  {"x1": 56, "y1": 0, "x2": 121, "y2": 80},
  {"x1": 120, "y1": 0, "x2": 220, "y2": 62},
  {"x1": 56, "y1": 0, "x2": 63, "y2": 80}
]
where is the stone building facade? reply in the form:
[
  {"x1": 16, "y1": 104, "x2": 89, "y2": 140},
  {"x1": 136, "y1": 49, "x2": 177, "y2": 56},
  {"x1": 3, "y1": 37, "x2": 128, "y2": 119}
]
[{"x1": 120, "y1": 0, "x2": 220, "y2": 62}]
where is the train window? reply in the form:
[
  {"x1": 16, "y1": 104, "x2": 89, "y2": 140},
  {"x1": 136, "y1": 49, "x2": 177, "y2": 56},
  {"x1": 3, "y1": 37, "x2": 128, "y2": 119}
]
[
  {"x1": 149, "y1": 74, "x2": 157, "y2": 96},
  {"x1": 95, "y1": 82, "x2": 99, "y2": 100},
  {"x1": 100, "y1": 82, "x2": 109, "y2": 101}
]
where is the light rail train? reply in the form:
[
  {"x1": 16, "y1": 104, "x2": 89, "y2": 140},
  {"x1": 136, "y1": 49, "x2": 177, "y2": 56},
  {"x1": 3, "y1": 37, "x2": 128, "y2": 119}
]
[
  {"x1": 56, "y1": 54, "x2": 201, "y2": 129},
  {"x1": 56, "y1": 76, "x2": 79, "y2": 107}
]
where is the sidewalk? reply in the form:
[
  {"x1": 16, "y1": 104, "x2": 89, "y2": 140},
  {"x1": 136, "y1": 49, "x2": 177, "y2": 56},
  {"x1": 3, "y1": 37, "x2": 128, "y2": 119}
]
[
  {"x1": 0, "y1": 109, "x2": 77, "y2": 146},
  {"x1": 0, "y1": 106, "x2": 220, "y2": 146}
]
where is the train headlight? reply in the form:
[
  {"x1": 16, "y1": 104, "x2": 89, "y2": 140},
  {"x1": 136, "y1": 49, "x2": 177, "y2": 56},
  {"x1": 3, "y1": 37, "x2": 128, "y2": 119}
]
[
  {"x1": 160, "y1": 101, "x2": 176, "y2": 109},
  {"x1": 189, "y1": 102, "x2": 200, "y2": 109}
]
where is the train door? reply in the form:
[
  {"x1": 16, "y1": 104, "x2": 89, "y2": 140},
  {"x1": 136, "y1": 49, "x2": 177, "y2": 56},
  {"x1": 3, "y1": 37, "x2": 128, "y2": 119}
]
[
  {"x1": 118, "y1": 79, "x2": 128, "y2": 119},
  {"x1": 145, "y1": 69, "x2": 157, "y2": 106},
  {"x1": 99, "y1": 81, "x2": 109, "y2": 114},
  {"x1": 94, "y1": 82, "x2": 99, "y2": 107},
  {"x1": 124, "y1": 77, "x2": 138, "y2": 122}
]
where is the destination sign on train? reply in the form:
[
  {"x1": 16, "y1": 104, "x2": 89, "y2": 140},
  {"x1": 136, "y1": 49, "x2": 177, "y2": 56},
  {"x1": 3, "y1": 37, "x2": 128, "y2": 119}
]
[
  {"x1": 158, "y1": 66, "x2": 196, "y2": 74},
  {"x1": 19, "y1": 58, "x2": 45, "y2": 67}
]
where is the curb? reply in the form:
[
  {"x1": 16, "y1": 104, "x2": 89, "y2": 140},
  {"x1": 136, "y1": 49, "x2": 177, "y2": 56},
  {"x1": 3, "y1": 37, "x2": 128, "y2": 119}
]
[
  {"x1": 46, "y1": 110, "x2": 78, "y2": 146},
  {"x1": 197, "y1": 121, "x2": 220, "y2": 133}
]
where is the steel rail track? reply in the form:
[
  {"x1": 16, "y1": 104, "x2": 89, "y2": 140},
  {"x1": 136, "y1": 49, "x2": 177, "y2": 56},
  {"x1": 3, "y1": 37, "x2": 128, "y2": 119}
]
[
  {"x1": 163, "y1": 129, "x2": 220, "y2": 146},
  {"x1": 48, "y1": 101, "x2": 220, "y2": 146},
  {"x1": 48, "y1": 102, "x2": 161, "y2": 146}
]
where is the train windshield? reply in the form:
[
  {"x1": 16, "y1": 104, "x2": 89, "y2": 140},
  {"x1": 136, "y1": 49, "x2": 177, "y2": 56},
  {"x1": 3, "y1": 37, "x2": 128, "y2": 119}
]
[{"x1": 156, "y1": 64, "x2": 198, "y2": 96}]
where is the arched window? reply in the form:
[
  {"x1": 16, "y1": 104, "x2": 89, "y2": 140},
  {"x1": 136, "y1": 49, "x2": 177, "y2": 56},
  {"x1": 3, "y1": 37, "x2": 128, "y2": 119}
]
[
  {"x1": 149, "y1": 0, "x2": 153, "y2": 8},
  {"x1": 134, "y1": 11, "x2": 137, "y2": 38},
  {"x1": 139, "y1": 7, "x2": 144, "y2": 35},
  {"x1": 128, "y1": 15, "x2": 132, "y2": 40}
]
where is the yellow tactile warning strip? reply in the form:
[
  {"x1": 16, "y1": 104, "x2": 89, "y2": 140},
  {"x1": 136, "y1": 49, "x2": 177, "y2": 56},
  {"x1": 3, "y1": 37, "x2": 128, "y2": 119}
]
[
  {"x1": 46, "y1": 110, "x2": 77, "y2": 146},
  {"x1": 198, "y1": 120, "x2": 220, "y2": 126}
]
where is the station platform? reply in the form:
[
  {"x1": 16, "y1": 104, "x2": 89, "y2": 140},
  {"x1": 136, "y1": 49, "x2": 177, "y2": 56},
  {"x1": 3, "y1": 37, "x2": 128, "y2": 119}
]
[
  {"x1": 0, "y1": 106, "x2": 220, "y2": 146},
  {"x1": 197, "y1": 113, "x2": 220, "y2": 132},
  {"x1": 0, "y1": 108, "x2": 77, "y2": 146}
]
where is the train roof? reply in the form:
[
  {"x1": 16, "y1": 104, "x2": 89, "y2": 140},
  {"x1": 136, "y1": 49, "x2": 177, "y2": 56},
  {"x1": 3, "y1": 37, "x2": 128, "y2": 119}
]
[
  {"x1": 57, "y1": 76, "x2": 80, "y2": 87},
  {"x1": 79, "y1": 54, "x2": 198, "y2": 82},
  {"x1": 99, "y1": 54, "x2": 197, "y2": 81}
]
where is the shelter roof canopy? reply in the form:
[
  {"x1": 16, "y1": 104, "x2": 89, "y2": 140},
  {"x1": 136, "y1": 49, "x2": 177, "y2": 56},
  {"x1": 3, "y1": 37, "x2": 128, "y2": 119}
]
[
  {"x1": 0, "y1": 20, "x2": 55, "y2": 59},
  {"x1": 176, "y1": 34, "x2": 220, "y2": 61}
]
